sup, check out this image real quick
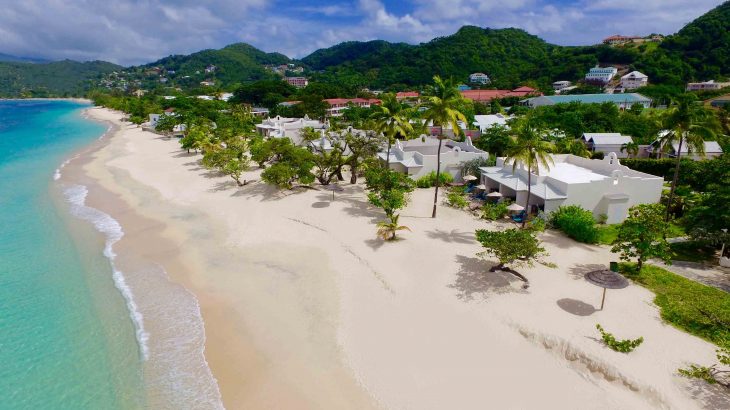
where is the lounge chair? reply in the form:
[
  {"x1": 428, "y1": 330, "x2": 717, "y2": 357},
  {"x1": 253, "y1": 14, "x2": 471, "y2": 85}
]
[{"x1": 511, "y1": 210, "x2": 527, "y2": 223}]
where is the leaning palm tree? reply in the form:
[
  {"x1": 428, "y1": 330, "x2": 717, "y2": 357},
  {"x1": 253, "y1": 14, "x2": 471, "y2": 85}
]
[
  {"x1": 369, "y1": 93, "x2": 413, "y2": 169},
  {"x1": 657, "y1": 94, "x2": 719, "y2": 221},
  {"x1": 376, "y1": 214, "x2": 411, "y2": 241},
  {"x1": 421, "y1": 76, "x2": 467, "y2": 218},
  {"x1": 504, "y1": 118, "x2": 554, "y2": 228},
  {"x1": 620, "y1": 141, "x2": 640, "y2": 158}
]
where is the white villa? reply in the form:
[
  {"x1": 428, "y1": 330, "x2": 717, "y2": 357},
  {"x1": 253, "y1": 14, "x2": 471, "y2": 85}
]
[
  {"x1": 552, "y1": 80, "x2": 572, "y2": 91},
  {"x1": 582, "y1": 133, "x2": 634, "y2": 158},
  {"x1": 620, "y1": 71, "x2": 648, "y2": 90},
  {"x1": 255, "y1": 115, "x2": 327, "y2": 144},
  {"x1": 479, "y1": 153, "x2": 663, "y2": 223},
  {"x1": 585, "y1": 66, "x2": 618, "y2": 84},
  {"x1": 469, "y1": 73, "x2": 491, "y2": 84},
  {"x1": 686, "y1": 80, "x2": 730, "y2": 91},
  {"x1": 379, "y1": 136, "x2": 489, "y2": 182}
]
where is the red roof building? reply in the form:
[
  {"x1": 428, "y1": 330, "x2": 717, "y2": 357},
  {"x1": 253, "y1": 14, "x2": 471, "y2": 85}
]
[
  {"x1": 396, "y1": 91, "x2": 420, "y2": 100},
  {"x1": 461, "y1": 87, "x2": 541, "y2": 103},
  {"x1": 323, "y1": 98, "x2": 381, "y2": 116}
]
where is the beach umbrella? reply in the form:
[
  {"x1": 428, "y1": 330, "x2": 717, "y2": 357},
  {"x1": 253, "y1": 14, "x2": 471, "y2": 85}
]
[
  {"x1": 584, "y1": 268, "x2": 629, "y2": 310},
  {"x1": 324, "y1": 183, "x2": 344, "y2": 200},
  {"x1": 486, "y1": 191, "x2": 502, "y2": 198},
  {"x1": 506, "y1": 203, "x2": 524, "y2": 212},
  {"x1": 475, "y1": 184, "x2": 487, "y2": 190},
  {"x1": 463, "y1": 175, "x2": 477, "y2": 182}
]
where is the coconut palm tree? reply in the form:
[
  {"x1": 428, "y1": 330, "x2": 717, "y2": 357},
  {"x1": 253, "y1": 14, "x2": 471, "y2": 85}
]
[
  {"x1": 620, "y1": 141, "x2": 640, "y2": 158},
  {"x1": 504, "y1": 118, "x2": 554, "y2": 228},
  {"x1": 555, "y1": 137, "x2": 591, "y2": 158},
  {"x1": 421, "y1": 76, "x2": 467, "y2": 218},
  {"x1": 657, "y1": 94, "x2": 719, "y2": 221},
  {"x1": 369, "y1": 93, "x2": 413, "y2": 169},
  {"x1": 376, "y1": 214, "x2": 411, "y2": 241}
]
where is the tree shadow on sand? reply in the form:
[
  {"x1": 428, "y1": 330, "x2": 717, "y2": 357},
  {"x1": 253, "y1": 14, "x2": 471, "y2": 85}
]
[
  {"x1": 568, "y1": 263, "x2": 608, "y2": 281},
  {"x1": 426, "y1": 228, "x2": 474, "y2": 244},
  {"x1": 449, "y1": 255, "x2": 527, "y2": 301},
  {"x1": 685, "y1": 378, "x2": 730, "y2": 410}
]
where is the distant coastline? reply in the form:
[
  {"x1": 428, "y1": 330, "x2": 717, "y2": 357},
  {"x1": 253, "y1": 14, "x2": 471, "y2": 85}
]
[{"x1": 0, "y1": 97, "x2": 92, "y2": 104}]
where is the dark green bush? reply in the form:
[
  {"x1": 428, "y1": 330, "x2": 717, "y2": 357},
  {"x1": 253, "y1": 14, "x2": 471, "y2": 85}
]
[
  {"x1": 481, "y1": 201, "x2": 509, "y2": 220},
  {"x1": 415, "y1": 171, "x2": 454, "y2": 188},
  {"x1": 549, "y1": 205, "x2": 599, "y2": 243}
]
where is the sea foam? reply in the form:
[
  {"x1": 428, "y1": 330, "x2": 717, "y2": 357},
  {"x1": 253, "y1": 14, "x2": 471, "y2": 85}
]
[{"x1": 64, "y1": 184, "x2": 150, "y2": 360}]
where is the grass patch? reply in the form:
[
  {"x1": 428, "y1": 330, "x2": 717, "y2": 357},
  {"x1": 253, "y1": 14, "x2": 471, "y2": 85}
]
[
  {"x1": 670, "y1": 241, "x2": 717, "y2": 263},
  {"x1": 619, "y1": 263, "x2": 730, "y2": 346},
  {"x1": 596, "y1": 222, "x2": 686, "y2": 245}
]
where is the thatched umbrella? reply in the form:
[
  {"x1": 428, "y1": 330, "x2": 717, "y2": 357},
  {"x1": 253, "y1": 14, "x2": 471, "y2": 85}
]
[
  {"x1": 325, "y1": 184, "x2": 344, "y2": 200},
  {"x1": 506, "y1": 203, "x2": 524, "y2": 213},
  {"x1": 486, "y1": 191, "x2": 502, "y2": 198},
  {"x1": 585, "y1": 268, "x2": 629, "y2": 310}
]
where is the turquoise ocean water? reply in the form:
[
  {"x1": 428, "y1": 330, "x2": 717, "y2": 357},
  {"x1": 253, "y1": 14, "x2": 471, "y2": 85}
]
[{"x1": 0, "y1": 101, "x2": 145, "y2": 409}]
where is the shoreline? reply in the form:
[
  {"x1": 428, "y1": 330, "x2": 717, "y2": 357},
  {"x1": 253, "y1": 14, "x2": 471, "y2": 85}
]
[{"x1": 64, "y1": 106, "x2": 727, "y2": 409}]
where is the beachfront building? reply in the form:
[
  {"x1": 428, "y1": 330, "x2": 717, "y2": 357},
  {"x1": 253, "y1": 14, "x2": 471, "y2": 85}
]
[
  {"x1": 479, "y1": 153, "x2": 663, "y2": 223},
  {"x1": 468, "y1": 73, "x2": 491, "y2": 84},
  {"x1": 552, "y1": 81, "x2": 572, "y2": 91},
  {"x1": 255, "y1": 115, "x2": 327, "y2": 144},
  {"x1": 584, "y1": 66, "x2": 618, "y2": 85},
  {"x1": 379, "y1": 136, "x2": 488, "y2": 182},
  {"x1": 285, "y1": 77, "x2": 309, "y2": 88},
  {"x1": 324, "y1": 98, "x2": 381, "y2": 117},
  {"x1": 620, "y1": 71, "x2": 648, "y2": 90},
  {"x1": 523, "y1": 93, "x2": 652, "y2": 109},
  {"x1": 582, "y1": 133, "x2": 634, "y2": 158},
  {"x1": 472, "y1": 114, "x2": 511, "y2": 133},
  {"x1": 686, "y1": 80, "x2": 730, "y2": 91}
]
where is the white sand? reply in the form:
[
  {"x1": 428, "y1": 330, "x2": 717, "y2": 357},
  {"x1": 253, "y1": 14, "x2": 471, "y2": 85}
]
[{"x1": 81, "y1": 106, "x2": 727, "y2": 409}]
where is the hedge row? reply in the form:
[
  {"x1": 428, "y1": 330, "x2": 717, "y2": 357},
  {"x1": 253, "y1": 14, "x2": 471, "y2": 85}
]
[{"x1": 620, "y1": 157, "x2": 728, "y2": 192}]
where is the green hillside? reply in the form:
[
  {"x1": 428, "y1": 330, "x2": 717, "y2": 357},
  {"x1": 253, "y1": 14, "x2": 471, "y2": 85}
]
[{"x1": 0, "y1": 60, "x2": 121, "y2": 97}]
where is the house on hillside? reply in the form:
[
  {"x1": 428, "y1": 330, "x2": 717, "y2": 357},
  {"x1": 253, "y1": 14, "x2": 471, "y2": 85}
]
[
  {"x1": 552, "y1": 81, "x2": 572, "y2": 91},
  {"x1": 461, "y1": 86, "x2": 540, "y2": 103},
  {"x1": 523, "y1": 93, "x2": 651, "y2": 109},
  {"x1": 686, "y1": 80, "x2": 730, "y2": 91},
  {"x1": 479, "y1": 153, "x2": 663, "y2": 223},
  {"x1": 379, "y1": 136, "x2": 488, "y2": 182},
  {"x1": 584, "y1": 66, "x2": 618, "y2": 85},
  {"x1": 603, "y1": 35, "x2": 642, "y2": 45},
  {"x1": 582, "y1": 133, "x2": 634, "y2": 158},
  {"x1": 468, "y1": 73, "x2": 491, "y2": 84},
  {"x1": 285, "y1": 77, "x2": 309, "y2": 88},
  {"x1": 619, "y1": 71, "x2": 648, "y2": 90},
  {"x1": 323, "y1": 98, "x2": 381, "y2": 117}
]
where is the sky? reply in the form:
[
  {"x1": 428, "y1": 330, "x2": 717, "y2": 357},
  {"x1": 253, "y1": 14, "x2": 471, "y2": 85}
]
[{"x1": 0, "y1": 0, "x2": 723, "y2": 66}]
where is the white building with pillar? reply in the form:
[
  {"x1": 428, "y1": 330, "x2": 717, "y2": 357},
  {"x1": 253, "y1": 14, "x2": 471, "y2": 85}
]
[{"x1": 479, "y1": 153, "x2": 663, "y2": 223}]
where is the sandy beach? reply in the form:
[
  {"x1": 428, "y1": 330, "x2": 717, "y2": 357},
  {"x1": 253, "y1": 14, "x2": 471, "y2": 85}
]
[{"x1": 66, "y1": 106, "x2": 728, "y2": 409}]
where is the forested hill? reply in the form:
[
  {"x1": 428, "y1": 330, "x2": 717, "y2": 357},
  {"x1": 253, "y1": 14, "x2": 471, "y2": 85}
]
[
  {"x1": 0, "y1": 60, "x2": 121, "y2": 97},
  {"x1": 134, "y1": 43, "x2": 291, "y2": 87}
]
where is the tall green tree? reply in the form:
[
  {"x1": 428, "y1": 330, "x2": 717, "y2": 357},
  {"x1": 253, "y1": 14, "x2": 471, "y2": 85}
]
[
  {"x1": 421, "y1": 76, "x2": 467, "y2": 218},
  {"x1": 620, "y1": 141, "x2": 640, "y2": 158},
  {"x1": 503, "y1": 118, "x2": 554, "y2": 228},
  {"x1": 365, "y1": 166, "x2": 416, "y2": 241},
  {"x1": 657, "y1": 94, "x2": 719, "y2": 220},
  {"x1": 369, "y1": 93, "x2": 413, "y2": 169}
]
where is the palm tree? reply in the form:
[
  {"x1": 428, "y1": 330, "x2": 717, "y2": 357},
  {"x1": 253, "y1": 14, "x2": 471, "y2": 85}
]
[
  {"x1": 555, "y1": 137, "x2": 591, "y2": 158},
  {"x1": 504, "y1": 118, "x2": 554, "y2": 228},
  {"x1": 620, "y1": 141, "x2": 640, "y2": 158},
  {"x1": 376, "y1": 214, "x2": 410, "y2": 241},
  {"x1": 369, "y1": 93, "x2": 413, "y2": 169},
  {"x1": 421, "y1": 76, "x2": 467, "y2": 218},
  {"x1": 657, "y1": 94, "x2": 718, "y2": 221}
]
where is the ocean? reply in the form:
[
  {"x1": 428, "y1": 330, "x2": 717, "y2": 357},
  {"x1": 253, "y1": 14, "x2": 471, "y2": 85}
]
[{"x1": 0, "y1": 101, "x2": 145, "y2": 409}]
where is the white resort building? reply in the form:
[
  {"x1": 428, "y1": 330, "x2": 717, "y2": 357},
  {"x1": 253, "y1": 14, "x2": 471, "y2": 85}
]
[
  {"x1": 472, "y1": 114, "x2": 511, "y2": 133},
  {"x1": 582, "y1": 133, "x2": 634, "y2": 158},
  {"x1": 255, "y1": 115, "x2": 327, "y2": 144},
  {"x1": 686, "y1": 80, "x2": 730, "y2": 91},
  {"x1": 479, "y1": 153, "x2": 663, "y2": 223},
  {"x1": 584, "y1": 66, "x2": 618, "y2": 85},
  {"x1": 379, "y1": 136, "x2": 489, "y2": 182},
  {"x1": 468, "y1": 73, "x2": 491, "y2": 84}
]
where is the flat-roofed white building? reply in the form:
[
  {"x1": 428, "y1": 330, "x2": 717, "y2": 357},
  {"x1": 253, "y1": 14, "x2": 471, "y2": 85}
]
[
  {"x1": 255, "y1": 115, "x2": 327, "y2": 144},
  {"x1": 479, "y1": 153, "x2": 663, "y2": 223},
  {"x1": 585, "y1": 66, "x2": 618, "y2": 85},
  {"x1": 472, "y1": 114, "x2": 511, "y2": 133},
  {"x1": 620, "y1": 71, "x2": 648, "y2": 90},
  {"x1": 582, "y1": 133, "x2": 634, "y2": 158},
  {"x1": 379, "y1": 136, "x2": 488, "y2": 182},
  {"x1": 552, "y1": 80, "x2": 572, "y2": 91},
  {"x1": 686, "y1": 80, "x2": 730, "y2": 91},
  {"x1": 468, "y1": 73, "x2": 491, "y2": 84}
]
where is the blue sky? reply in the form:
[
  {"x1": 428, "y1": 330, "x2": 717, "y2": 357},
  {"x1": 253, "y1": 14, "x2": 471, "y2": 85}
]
[{"x1": 0, "y1": 0, "x2": 723, "y2": 66}]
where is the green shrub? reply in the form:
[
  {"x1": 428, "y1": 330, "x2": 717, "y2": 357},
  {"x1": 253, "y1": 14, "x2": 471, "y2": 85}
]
[
  {"x1": 527, "y1": 215, "x2": 546, "y2": 232},
  {"x1": 596, "y1": 324, "x2": 644, "y2": 353},
  {"x1": 415, "y1": 171, "x2": 454, "y2": 188},
  {"x1": 446, "y1": 191, "x2": 469, "y2": 209},
  {"x1": 550, "y1": 205, "x2": 599, "y2": 244},
  {"x1": 481, "y1": 201, "x2": 509, "y2": 221}
]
